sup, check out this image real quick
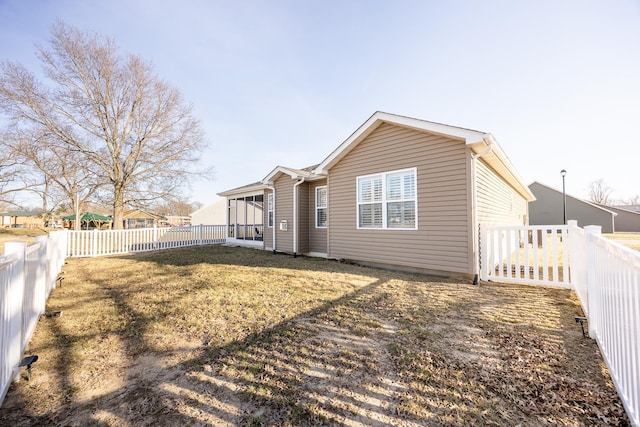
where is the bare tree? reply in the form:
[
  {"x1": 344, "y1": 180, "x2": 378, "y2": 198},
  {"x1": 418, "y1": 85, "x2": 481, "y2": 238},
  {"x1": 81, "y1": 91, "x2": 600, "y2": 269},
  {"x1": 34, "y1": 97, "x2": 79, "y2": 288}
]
[
  {"x1": 0, "y1": 144, "x2": 39, "y2": 206},
  {"x1": 588, "y1": 178, "x2": 614, "y2": 205},
  {"x1": 0, "y1": 21, "x2": 212, "y2": 228},
  {"x1": 625, "y1": 195, "x2": 640, "y2": 206},
  {"x1": 154, "y1": 198, "x2": 198, "y2": 216},
  {"x1": 4, "y1": 128, "x2": 104, "y2": 229}
]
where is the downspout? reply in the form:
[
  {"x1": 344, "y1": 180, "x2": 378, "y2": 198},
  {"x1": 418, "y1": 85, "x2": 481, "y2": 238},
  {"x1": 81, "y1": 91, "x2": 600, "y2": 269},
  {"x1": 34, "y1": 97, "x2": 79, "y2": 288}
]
[
  {"x1": 471, "y1": 138, "x2": 494, "y2": 285},
  {"x1": 266, "y1": 185, "x2": 276, "y2": 254},
  {"x1": 292, "y1": 177, "x2": 306, "y2": 258}
]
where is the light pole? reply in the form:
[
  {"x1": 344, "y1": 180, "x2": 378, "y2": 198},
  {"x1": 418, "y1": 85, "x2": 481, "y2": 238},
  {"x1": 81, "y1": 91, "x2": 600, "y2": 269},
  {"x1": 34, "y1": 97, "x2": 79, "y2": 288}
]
[{"x1": 561, "y1": 169, "x2": 567, "y2": 224}]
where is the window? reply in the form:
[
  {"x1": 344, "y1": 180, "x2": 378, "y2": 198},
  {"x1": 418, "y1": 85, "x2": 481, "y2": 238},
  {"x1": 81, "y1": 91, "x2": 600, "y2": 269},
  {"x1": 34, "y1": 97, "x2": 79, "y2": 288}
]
[
  {"x1": 357, "y1": 168, "x2": 416, "y2": 229},
  {"x1": 316, "y1": 186, "x2": 327, "y2": 228},
  {"x1": 267, "y1": 193, "x2": 274, "y2": 227}
]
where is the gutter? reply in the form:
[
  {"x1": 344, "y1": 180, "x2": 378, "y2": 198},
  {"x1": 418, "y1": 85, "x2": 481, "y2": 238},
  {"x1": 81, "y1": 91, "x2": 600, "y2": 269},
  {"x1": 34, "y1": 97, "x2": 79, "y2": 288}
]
[
  {"x1": 266, "y1": 184, "x2": 277, "y2": 254},
  {"x1": 292, "y1": 178, "x2": 306, "y2": 257},
  {"x1": 471, "y1": 137, "x2": 494, "y2": 285}
]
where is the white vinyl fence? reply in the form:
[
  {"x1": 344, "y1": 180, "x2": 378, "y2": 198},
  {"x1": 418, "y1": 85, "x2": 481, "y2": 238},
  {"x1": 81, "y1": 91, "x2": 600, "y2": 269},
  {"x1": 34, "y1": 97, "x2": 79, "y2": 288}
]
[
  {"x1": 480, "y1": 224, "x2": 570, "y2": 287},
  {"x1": 566, "y1": 221, "x2": 640, "y2": 427},
  {"x1": 67, "y1": 224, "x2": 226, "y2": 257},
  {"x1": 480, "y1": 221, "x2": 640, "y2": 426},
  {"x1": 0, "y1": 230, "x2": 67, "y2": 405}
]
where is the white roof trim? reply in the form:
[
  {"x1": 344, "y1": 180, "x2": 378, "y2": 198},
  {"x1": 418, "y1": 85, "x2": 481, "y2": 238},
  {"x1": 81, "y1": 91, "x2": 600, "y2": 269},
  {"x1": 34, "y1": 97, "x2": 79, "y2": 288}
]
[
  {"x1": 315, "y1": 111, "x2": 490, "y2": 174},
  {"x1": 262, "y1": 166, "x2": 306, "y2": 184},
  {"x1": 217, "y1": 182, "x2": 268, "y2": 197},
  {"x1": 315, "y1": 111, "x2": 534, "y2": 201}
]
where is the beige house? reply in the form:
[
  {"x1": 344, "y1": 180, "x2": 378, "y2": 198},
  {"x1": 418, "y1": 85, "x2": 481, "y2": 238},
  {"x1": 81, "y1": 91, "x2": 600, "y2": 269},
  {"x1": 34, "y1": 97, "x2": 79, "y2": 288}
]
[{"x1": 220, "y1": 112, "x2": 534, "y2": 281}]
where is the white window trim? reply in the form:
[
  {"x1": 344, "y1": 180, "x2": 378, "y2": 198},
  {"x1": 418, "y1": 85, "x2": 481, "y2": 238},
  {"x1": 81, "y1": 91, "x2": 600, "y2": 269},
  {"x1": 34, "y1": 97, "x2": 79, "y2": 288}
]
[
  {"x1": 315, "y1": 186, "x2": 327, "y2": 229},
  {"x1": 267, "y1": 193, "x2": 274, "y2": 228},
  {"x1": 356, "y1": 167, "x2": 417, "y2": 230}
]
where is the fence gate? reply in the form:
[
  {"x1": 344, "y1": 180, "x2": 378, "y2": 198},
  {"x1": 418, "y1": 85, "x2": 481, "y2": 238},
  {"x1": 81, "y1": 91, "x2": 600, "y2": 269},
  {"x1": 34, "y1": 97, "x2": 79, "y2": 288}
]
[{"x1": 480, "y1": 224, "x2": 570, "y2": 288}]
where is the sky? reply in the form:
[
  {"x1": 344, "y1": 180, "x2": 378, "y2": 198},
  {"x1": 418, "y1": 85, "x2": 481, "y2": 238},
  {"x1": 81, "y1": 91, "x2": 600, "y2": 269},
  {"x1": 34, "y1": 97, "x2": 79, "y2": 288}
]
[{"x1": 1, "y1": 0, "x2": 639, "y2": 207}]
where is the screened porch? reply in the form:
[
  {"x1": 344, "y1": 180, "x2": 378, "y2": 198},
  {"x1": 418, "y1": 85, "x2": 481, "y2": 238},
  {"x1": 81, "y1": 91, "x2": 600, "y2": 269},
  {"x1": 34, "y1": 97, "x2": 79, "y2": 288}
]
[{"x1": 227, "y1": 194, "x2": 264, "y2": 244}]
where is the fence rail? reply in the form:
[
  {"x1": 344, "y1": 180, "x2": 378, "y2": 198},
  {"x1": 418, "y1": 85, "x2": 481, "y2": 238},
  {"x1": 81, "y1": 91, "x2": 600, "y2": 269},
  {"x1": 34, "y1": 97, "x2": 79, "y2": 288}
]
[
  {"x1": 67, "y1": 224, "x2": 226, "y2": 257},
  {"x1": 0, "y1": 230, "x2": 67, "y2": 405}
]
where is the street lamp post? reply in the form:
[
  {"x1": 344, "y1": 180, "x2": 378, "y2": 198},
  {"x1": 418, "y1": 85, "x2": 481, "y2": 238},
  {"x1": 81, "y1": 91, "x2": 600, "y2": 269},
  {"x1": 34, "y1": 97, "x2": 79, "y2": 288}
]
[{"x1": 561, "y1": 169, "x2": 567, "y2": 224}]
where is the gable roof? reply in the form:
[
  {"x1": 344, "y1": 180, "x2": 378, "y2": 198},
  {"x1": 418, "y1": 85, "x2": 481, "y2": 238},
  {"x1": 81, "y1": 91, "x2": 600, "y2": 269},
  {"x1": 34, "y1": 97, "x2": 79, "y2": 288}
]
[
  {"x1": 314, "y1": 111, "x2": 534, "y2": 201},
  {"x1": 123, "y1": 209, "x2": 165, "y2": 220},
  {"x1": 262, "y1": 164, "x2": 321, "y2": 185},
  {"x1": 0, "y1": 211, "x2": 46, "y2": 217},
  {"x1": 528, "y1": 181, "x2": 617, "y2": 216}
]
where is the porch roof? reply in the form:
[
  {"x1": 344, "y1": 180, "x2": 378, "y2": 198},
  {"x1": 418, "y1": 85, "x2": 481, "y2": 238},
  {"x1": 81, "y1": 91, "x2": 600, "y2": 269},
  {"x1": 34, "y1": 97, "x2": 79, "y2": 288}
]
[{"x1": 218, "y1": 181, "x2": 269, "y2": 197}]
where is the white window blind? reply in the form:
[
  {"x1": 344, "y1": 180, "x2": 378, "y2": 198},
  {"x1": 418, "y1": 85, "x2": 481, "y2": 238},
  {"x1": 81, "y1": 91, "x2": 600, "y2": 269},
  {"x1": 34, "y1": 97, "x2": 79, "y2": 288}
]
[{"x1": 357, "y1": 168, "x2": 416, "y2": 229}]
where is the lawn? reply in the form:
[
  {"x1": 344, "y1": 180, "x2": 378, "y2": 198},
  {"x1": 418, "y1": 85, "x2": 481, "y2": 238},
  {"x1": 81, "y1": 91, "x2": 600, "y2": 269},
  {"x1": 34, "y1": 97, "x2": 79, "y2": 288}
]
[
  {"x1": 0, "y1": 228, "x2": 48, "y2": 253},
  {"x1": 0, "y1": 245, "x2": 629, "y2": 426}
]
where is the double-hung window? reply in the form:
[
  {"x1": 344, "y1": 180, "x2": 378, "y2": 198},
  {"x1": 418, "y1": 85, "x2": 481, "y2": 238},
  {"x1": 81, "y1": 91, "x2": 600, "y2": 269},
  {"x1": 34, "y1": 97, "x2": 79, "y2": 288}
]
[
  {"x1": 357, "y1": 168, "x2": 416, "y2": 229},
  {"x1": 316, "y1": 186, "x2": 327, "y2": 228},
  {"x1": 267, "y1": 193, "x2": 274, "y2": 227}
]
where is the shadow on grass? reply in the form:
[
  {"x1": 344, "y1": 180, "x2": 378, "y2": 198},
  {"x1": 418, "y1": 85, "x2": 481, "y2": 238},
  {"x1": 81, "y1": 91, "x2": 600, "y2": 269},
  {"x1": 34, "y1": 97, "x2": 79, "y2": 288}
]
[{"x1": 0, "y1": 245, "x2": 629, "y2": 426}]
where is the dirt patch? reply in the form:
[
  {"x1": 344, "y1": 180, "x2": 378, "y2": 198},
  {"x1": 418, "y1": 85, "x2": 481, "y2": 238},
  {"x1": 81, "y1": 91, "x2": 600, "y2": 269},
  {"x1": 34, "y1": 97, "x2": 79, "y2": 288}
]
[{"x1": 0, "y1": 246, "x2": 629, "y2": 425}]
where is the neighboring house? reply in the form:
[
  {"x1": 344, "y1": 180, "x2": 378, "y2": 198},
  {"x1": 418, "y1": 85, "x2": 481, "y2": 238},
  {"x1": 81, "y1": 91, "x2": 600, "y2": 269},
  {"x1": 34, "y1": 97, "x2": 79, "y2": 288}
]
[
  {"x1": 190, "y1": 198, "x2": 227, "y2": 225},
  {"x1": 528, "y1": 182, "x2": 616, "y2": 233},
  {"x1": 596, "y1": 204, "x2": 640, "y2": 232},
  {"x1": 164, "y1": 216, "x2": 192, "y2": 227},
  {"x1": 219, "y1": 111, "x2": 535, "y2": 280},
  {"x1": 0, "y1": 211, "x2": 46, "y2": 229},
  {"x1": 616, "y1": 204, "x2": 640, "y2": 214},
  {"x1": 122, "y1": 209, "x2": 165, "y2": 229}
]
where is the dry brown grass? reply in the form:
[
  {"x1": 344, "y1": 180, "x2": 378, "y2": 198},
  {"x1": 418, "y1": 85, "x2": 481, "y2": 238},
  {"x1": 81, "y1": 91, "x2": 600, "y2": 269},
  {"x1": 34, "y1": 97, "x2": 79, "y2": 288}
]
[
  {"x1": 0, "y1": 229, "x2": 49, "y2": 253},
  {"x1": 604, "y1": 233, "x2": 640, "y2": 252},
  {"x1": 0, "y1": 245, "x2": 629, "y2": 426}
]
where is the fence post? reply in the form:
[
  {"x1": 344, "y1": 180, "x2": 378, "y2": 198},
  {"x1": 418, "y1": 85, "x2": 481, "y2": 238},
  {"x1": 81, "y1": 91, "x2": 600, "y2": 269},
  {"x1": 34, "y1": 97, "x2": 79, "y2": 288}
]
[
  {"x1": 199, "y1": 224, "x2": 203, "y2": 246},
  {"x1": 34, "y1": 236, "x2": 48, "y2": 322},
  {"x1": 4, "y1": 242, "x2": 26, "y2": 383},
  {"x1": 584, "y1": 225, "x2": 602, "y2": 339},
  {"x1": 566, "y1": 220, "x2": 578, "y2": 286},
  {"x1": 479, "y1": 223, "x2": 487, "y2": 281}
]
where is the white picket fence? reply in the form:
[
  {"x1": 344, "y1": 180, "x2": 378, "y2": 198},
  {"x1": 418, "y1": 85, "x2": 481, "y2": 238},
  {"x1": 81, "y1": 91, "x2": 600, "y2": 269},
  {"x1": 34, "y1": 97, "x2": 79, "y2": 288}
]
[
  {"x1": 566, "y1": 222, "x2": 640, "y2": 426},
  {"x1": 0, "y1": 230, "x2": 67, "y2": 404},
  {"x1": 480, "y1": 221, "x2": 640, "y2": 426},
  {"x1": 480, "y1": 224, "x2": 570, "y2": 287},
  {"x1": 66, "y1": 224, "x2": 226, "y2": 257}
]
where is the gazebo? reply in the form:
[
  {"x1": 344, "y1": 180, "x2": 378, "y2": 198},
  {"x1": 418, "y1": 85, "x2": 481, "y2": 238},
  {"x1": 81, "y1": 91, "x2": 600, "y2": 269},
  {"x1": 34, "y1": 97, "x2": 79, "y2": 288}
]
[{"x1": 62, "y1": 213, "x2": 112, "y2": 230}]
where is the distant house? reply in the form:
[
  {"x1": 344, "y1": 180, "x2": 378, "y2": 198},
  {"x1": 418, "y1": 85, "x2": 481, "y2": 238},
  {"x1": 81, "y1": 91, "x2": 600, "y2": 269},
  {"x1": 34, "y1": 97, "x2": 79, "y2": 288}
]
[
  {"x1": 0, "y1": 211, "x2": 46, "y2": 229},
  {"x1": 595, "y1": 204, "x2": 640, "y2": 232},
  {"x1": 122, "y1": 209, "x2": 165, "y2": 229},
  {"x1": 219, "y1": 112, "x2": 534, "y2": 280},
  {"x1": 164, "y1": 215, "x2": 191, "y2": 227},
  {"x1": 190, "y1": 198, "x2": 226, "y2": 225},
  {"x1": 528, "y1": 182, "x2": 616, "y2": 233}
]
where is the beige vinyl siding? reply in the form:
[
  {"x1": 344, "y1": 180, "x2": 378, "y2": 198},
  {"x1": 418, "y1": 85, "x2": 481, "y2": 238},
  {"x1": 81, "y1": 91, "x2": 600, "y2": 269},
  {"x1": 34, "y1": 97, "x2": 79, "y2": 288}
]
[
  {"x1": 274, "y1": 175, "x2": 294, "y2": 253},
  {"x1": 476, "y1": 159, "x2": 527, "y2": 226},
  {"x1": 297, "y1": 182, "x2": 310, "y2": 254},
  {"x1": 263, "y1": 189, "x2": 273, "y2": 250},
  {"x1": 328, "y1": 123, "x2": 471, "y2": 274},
  {"x1": 308, "y1": 179, "x2": 328, "y2": 254}
]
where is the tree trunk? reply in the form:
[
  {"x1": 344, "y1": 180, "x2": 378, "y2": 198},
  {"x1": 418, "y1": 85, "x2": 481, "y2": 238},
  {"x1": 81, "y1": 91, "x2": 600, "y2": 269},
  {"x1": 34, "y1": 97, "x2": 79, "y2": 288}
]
[{"x1": 113, "y1": 183, "x2": 125, "y2": 230}]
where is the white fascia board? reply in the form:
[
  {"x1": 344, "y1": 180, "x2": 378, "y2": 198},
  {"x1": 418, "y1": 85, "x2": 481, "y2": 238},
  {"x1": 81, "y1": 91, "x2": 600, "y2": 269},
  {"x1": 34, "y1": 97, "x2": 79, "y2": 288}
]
[
  {"x1": 217, "y1": 183, "x2": 268, "y2": 197},
  {"x1": 262, "y1": 166, "x2": 304, "y2": 185},
  {"x1": 470, "y1": 135, "x2": 536, "y2": 202},
  {"x1": 315, "y1": 111, "x2": 488, "y2": 174}
]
